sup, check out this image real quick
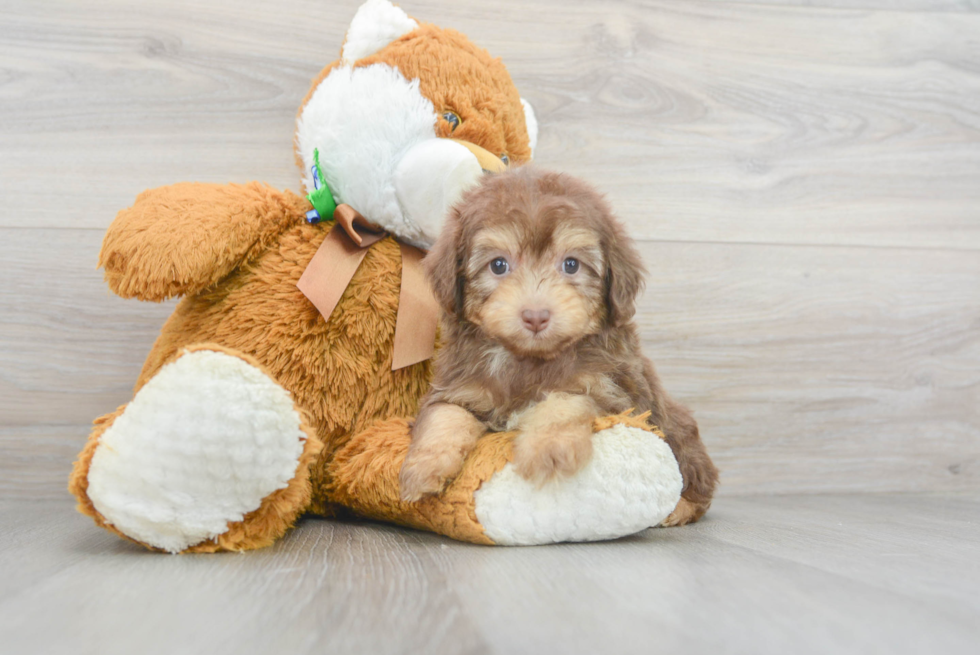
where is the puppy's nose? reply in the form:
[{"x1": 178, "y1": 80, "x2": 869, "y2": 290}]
[{"x1": 521, "y1": 308, "x2": 551, "y2": 334}]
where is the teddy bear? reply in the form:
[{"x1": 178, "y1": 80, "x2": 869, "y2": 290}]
[{"x1": 69, "y1": 0, "x2": 683, "y2": 553}]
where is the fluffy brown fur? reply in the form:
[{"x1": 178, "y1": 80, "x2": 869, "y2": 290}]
[{"x1": 399, "y1": 167, "x2": 718, "y2": 525}]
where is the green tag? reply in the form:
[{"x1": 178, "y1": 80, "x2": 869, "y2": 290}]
[{"x1": 306, "y1": 148, "x2": 337, "y2": 220}]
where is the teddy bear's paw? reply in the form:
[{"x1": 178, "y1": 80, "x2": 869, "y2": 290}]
[
  {"x1": 85, "y1": 349, "x2": 310, "y2": 553},
  {"x1": 473, "y1": 423, "x2": 683, "y2": 546}
]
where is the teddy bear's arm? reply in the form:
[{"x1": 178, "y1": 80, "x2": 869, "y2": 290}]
[{"x1": 99, "y1": 182, "x2": 309, "y2": 301}]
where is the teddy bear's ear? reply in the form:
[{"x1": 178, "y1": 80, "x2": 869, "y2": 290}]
[
  {"x1": 521, "y1": 98, "x2": 538, "y2": 158},
  {"x1": 342, "y1": 0, "x2": 419, "y2": 64}
]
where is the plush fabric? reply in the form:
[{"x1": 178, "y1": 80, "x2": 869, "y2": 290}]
[
  {"x1": 124, "y1": 220, "x2": 430, "y2": 518},
  {"x1": 85, "y1": 349, "x2": 310, "y2": 552},
  {"x1": 474, "y1": 420, "x2": 683, "y2": 546},
  {"x1": 70, "y1": 345, "x2": 323, "y2": 553},
  {"x1": 100, "y1": 182, "x2": 306, "y2": 302},
  {"x1": 341, "y1": 0, "x2": 418, "y2": 64}
]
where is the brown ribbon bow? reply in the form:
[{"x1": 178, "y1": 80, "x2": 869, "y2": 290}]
[{"x1": 297, "y1": 204, "x2": 440, "y2": 371}]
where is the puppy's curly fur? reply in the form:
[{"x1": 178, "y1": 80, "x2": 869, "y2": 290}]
[{"x1": 399, "y1": 167, "x2": 718, "y2": 526}]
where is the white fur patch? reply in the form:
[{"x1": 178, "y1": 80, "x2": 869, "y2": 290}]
[
  {"x1": 474, "y1": 424, "x2": 682, "y2": 545},
  {"x1": 521, "y1": 98, "x2": 538, "y2": 157},
  {"x1": 86, "y1": 350, "x2": 307, "y2": 553},
  {"x1": 342, "y1": 0, "x2": 418, "y2": 64},
  {"x1": 394, "y1": 139, "x2": 483, "y2": 247},
  {"x1": 296, "y1": 63, "x2": 437, "y2": 246}
]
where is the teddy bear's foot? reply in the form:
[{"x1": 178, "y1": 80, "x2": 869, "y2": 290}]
[
  {"x1": 70, "y1": 345, "x2": 321, "y2": 553},
  {"x1": 327, "y1": 413, "x2": 683, "y2": 546},
  {"x1": 474, "y1": 418, "x2": 683, "y2": 545}
]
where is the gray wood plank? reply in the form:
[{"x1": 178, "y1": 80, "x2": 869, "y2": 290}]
[
  {"x1": 642, "y1": 240, "x2": 980, "y2": 495},
  {"x1": 700, "y1": 494, "x2": 980, "y2": 611},
  {"x1": 0, "y1": 495, "x2": 977, "y2": 655},
  {"x1": 1, "y1": 228, "x2": 977, "y2": 499},
  {"x1": 0, "y1": 426, "x2": 92, "y2": 501},
  {"x1": 0, "y1": 229, "x2": 173, "y2": 430},
  {"x1": 2, "y1": 0, "x2": 978, "y2": 250},
  {"x1": 703, "y1": 0, "x2": 980, "y2": 12}
]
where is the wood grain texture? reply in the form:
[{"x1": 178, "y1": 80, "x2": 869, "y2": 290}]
[
  {"x1": 2, "y1": 228, "x2": 977, "y2": 499},
  {"x1": 2, "y1": 0, "x2": 979, "y2": 248},
  {"x1": 1, "y1": 495, "x2": 978, "y2": 655},
  {"x1": 701, "y1": 0, "x2": 980, "y2": 12},
  {"x1": 1, "y1": 0, "x2": 979, "y2": 501}
]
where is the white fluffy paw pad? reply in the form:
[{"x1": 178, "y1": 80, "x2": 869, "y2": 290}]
[
  {"x1": 86, "y1": 350, "x2": 308, "y2": 553},
  {"x1": 473, "y1": 424, "x2": 683, "y2": 546}
]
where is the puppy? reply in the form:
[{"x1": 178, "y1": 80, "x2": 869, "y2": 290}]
[{"x1": 398, "y1": 166, "x2": 718, "y2": 526}]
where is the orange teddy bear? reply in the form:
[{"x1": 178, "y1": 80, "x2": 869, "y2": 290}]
[{"x1": 69, "y1": 0, "x2": 682, "y2": 553}]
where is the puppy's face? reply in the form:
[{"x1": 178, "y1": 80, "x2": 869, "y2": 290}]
[
  {"x1": 462, "y1": 213, "x2": 604, "y2": 357},
  {"x1": 426, "y1": 167, "x2": 646, "y2": 359}
]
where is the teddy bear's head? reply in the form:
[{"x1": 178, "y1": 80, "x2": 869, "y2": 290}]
[{"x1": 294, "y1": 0, "x2": 537, "y2": 249}]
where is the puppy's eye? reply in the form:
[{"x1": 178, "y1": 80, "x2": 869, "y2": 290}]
[
  {"x1": 489, "y1": 257, "x2": 510, "y2": 275},
  {"x1": 500, "y1": 154, "x2": 509, "y2": 166},
  {"x1": 442, "y1": 111, "x2": 460, "y2": 131},
  {"x1": 562, "y1": 257, "x2": 580, "y2": 275}
]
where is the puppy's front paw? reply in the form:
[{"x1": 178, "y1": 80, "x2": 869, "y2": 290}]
[
  {"x1": 399, "y1": 447, "x2": 467, "y2": 502},
  {"x1": 513, "y1": 424, "x2": 593, "y2": 485},
  {"x1": 399, "y1": 403, "x2": 486, "y2": 501}
]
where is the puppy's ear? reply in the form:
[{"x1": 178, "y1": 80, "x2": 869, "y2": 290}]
[
  {"x1": 423, "y1": 206, "x2": 465, "y2": 316},
  {"x1": 604, "y1": 219, "x2": 646, "y2": 327}
]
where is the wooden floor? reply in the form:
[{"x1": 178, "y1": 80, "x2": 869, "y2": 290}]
[
  {"x1": 1, "y1": 0, "x2": 979, "y2": 652},
  {"x1": 1, "y1": 494, "x2": 978, "y2": 655}
]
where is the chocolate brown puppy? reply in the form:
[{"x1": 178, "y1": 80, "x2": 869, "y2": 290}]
[{"x1": 399, "y1": 166, "x2": 718, "y2": 526}]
